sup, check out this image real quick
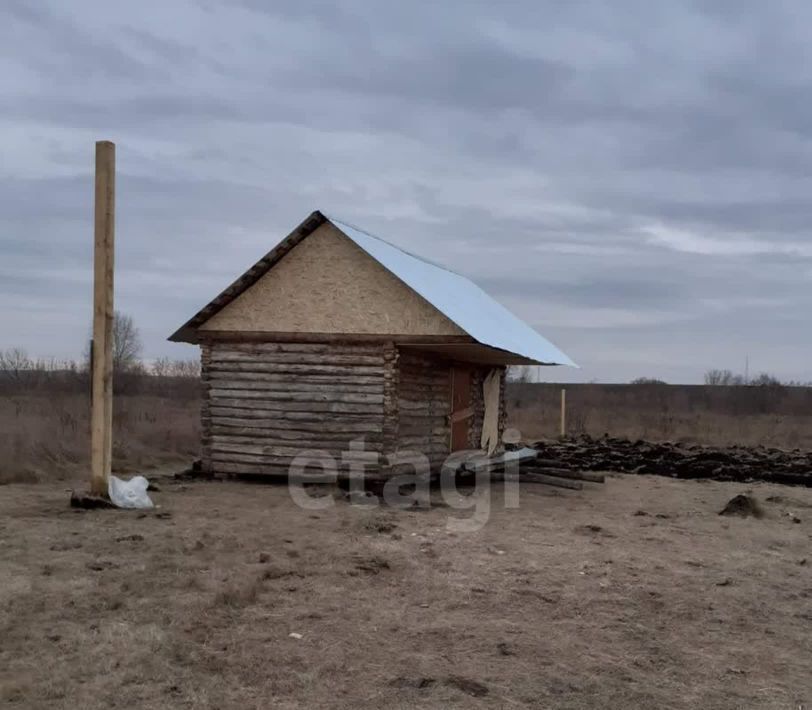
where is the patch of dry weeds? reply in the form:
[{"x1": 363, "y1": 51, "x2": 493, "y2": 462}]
[{"x1": 0, "y1": 475, "x2": 810, "y2": 709}]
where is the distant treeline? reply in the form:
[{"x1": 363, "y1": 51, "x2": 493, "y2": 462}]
[
  {"x1": 0, "y1": 347, "x2": 200, "y2": 397},
  {"x1": 507, "y1": 382, "x2": 812, "y2": 449},
  {"x1": 508, "y1": 366, "x2": 811, "y2": 387},
  {"x1": 1, "y1": 312, "x2": 203, "y2": 397}
]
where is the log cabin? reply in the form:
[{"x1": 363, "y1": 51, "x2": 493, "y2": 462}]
[{"x1": 170, "y1": 211, "x2": 575, "y2": 478}]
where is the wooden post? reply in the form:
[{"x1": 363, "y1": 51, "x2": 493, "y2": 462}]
[
  {"x1": 560, "y1": 387, "x2": 566, "y2": 438},
  {"x1": 90, "y1": 141, "x2": 115, "y2": 495}
]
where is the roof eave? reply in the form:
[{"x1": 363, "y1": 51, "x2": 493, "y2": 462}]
[
  {"x1": 165, "y1": 210, "x2": 328, "y2": 343},
  {"x1": 168, "y1": 325, "x2": 198, "y2": 344}
]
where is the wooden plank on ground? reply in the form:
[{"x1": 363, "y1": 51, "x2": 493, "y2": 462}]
[
  {"x1": 523, "y1": 465, "x2": 605, "y2": 483},
  {"x1": 463, "y1": 447, "x2": 540, "y2": 473},
  {"x1": 498, "y1": 472, "x2": 583, "y2": 490}
]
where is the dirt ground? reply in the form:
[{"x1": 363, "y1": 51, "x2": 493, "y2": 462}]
[{"x1": 1, "y1": 473, "x2": 810, "y2": 709}]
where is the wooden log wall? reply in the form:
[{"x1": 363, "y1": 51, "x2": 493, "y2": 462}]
[
  {"x1": 200, "y1": 342, "x2": 213, "y2": 472},
  {"x1": 201, "y1": 341, "x2": 387, "y2": 475},
  {"x1": 393, "y1": 349, "x2": 451, "y2": 470},
  {"x1": 381, "y1": 342, "x2": 399, "y2": 456},
  {"x1": 199, "y1": 339, "x2": 508, "y2": 477},
  {"x1": 468, "y1": 367, "x2": 485, "y2": 449},
  {"x1": 498, "y1": 366, "x2": 508, "y2": 439}
]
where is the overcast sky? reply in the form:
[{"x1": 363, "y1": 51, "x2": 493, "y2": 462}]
[{"x1": 2, "y1": 1, "x2": 811, "y2": 383}]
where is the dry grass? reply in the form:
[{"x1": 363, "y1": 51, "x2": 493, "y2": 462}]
[
  {"x1": 0, "y1": 475, "x2": 810, "y2": 708},
  {"x1": 5, "y1": 382, "x2": 811, "y2": 487},
  {"x1": 0, "y1": 394, "x2": 199, "y2": 484},
  {"x1": 508, "y1": 383, "x2": 812, "y2": 449}
]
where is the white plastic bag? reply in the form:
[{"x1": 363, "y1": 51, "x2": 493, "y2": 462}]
[{"x1": 108, "y1": 475, "x2": 154, "y2": 509}]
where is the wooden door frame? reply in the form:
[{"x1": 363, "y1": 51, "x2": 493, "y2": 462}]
[{"x1": 449, "y1": 364, "x2": 474, "y2": 451}]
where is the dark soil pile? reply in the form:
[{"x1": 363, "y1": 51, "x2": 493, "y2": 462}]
[
  {"x1": 719, "y1": 494, "x2": 764, "y2": 518},
  {"x1": 528, "y1": 435, "x2": 812, "y2": 487}
]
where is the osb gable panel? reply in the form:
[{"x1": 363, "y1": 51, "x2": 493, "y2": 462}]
[{"x1": 199, "y1": 223, "x2": 466, "y2": 336}]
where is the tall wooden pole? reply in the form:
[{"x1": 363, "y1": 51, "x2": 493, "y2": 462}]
[
  {"x1": 560, "y1": 387, "x2": 567, "y2": 438},
  {"x1": 91, "y1": 141, "x2": 115, "y2": 495}
]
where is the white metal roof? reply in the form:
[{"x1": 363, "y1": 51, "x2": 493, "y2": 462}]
[{"x1": 327, "y1": 216, "x2": 577, "y2": 367}]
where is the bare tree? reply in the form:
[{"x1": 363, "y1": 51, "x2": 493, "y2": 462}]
[
  {"x1": 112, "y1": 311, "x2": 142, "y2": 373},
  {"x1": 704, "y1": 369, "x2": 744, "y2": 386},
  {"x1": 151, "y1": 356, "x2": 172, "y2": 377},
  {"x1": 705, "y1": 369, "x2": 725, "y2": 385},
  {"x1": 0, "y1": 347, "x2": 32, "y2": 381},
  {"x1": 151, "y1": 357, "x2": 200, "y2": 378},
  {"x1": 749, "y1": 372, "x2": 782, "y2": 387},
  {"x1": 630, "y1": 377, "x2": 667, "y2": 385},
  {"x1": 150, "y1": 356, "x2": 200, "y2": 378},
  {"x1": 507, "y1": 365, "x2": 534, "y2": 383},
  {"x1": 170, "y1": 359, "x2": 200, "y2": 377},
  {"x1": 83, "y1": 311, "x2": 143, "y2": 374},
  {"x1": 706, "y1": 368, "x2": 788, "y2": 387}
]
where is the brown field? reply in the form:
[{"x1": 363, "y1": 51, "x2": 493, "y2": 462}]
[
  {"x1": 5, "y1": 383, "x2": 812, "y2": 486},
  {"x1": 508, "y1": 383, "x2": 812, "y2": 449},
  {"x1": 2, "y1": 385, "x2": 810, "y2": 707},
  {"x1": 0, "y1": 393, "x2": 199, "y2": 484},
  {"x1": 1, "y1": 473, "x2": 810, "y2": 709}
]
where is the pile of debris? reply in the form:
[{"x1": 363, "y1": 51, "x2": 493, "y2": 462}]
[
  {"x1": 526, "y1": 435, "x2": 812, "y2": 487},
  {"x1": 450, "y1": 448, "x2": 605, "y2": 491}
]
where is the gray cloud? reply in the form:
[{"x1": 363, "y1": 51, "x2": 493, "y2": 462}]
[{"x1": 1, "y1": 0, "x2": 810, "y2": 383}]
